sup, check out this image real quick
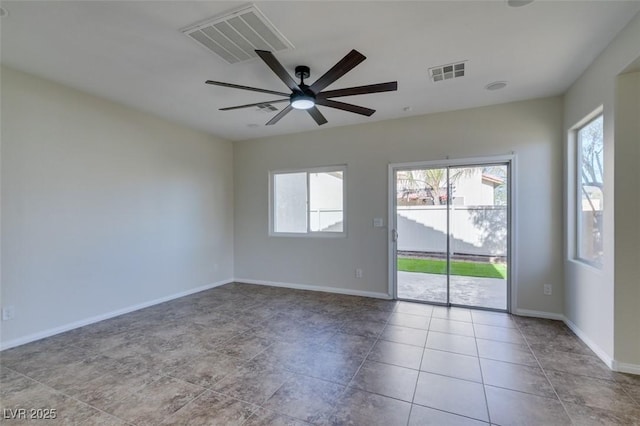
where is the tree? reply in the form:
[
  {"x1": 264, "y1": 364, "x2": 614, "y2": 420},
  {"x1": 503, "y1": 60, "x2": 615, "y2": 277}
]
[
  {"x1": 399, "y1": 168, "x2": 475, "y2": 205},
  {"x1": 482, "y1": 166, "x2": 507, "y2": 206},
  {"x1": 578, "y1": 115, "x2": 604, "y2": 262},
  {"x1": 580, "y1": 116, "x2": 604, "y2": 189}
]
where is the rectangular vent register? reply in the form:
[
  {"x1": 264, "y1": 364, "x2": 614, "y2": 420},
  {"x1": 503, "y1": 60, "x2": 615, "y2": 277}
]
[
  {"x1": 183, "y1": 5, "x2": 293, "y2": 64},
  {"x1": 429, "y1": 61, "x2": 466, "y2": 82}
]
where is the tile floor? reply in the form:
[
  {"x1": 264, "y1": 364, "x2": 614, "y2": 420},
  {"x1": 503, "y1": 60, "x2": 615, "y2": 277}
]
[{"x1": 1, "y1": 282, "x2": 639, "y2": 425}]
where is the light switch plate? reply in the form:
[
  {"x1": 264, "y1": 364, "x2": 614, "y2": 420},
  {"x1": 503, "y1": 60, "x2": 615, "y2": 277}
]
[
  {"x1": 2, "y1": 306, "x2": 15, "y2": 321},
  {"x1": 373, "y1": 218, "x2": 384, "y2": 227}
]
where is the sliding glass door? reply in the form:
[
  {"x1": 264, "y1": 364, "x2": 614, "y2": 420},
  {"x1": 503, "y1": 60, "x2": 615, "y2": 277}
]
[
  {"x1": 391, "y1": 160, "x2": 510, "y2": 311},
  {"x1": 395, "y1": 167, "x2": 450, "y2": 304}
]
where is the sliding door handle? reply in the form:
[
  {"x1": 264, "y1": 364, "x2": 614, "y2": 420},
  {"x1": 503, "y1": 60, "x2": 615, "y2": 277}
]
[{"x1": 392, "y1": 229, "x2": 398, "y2": 242}]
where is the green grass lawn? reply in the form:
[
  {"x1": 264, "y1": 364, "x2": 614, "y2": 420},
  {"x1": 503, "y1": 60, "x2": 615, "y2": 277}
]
[{"x1": 398, "y1": 257, "x2": 507, "y2": 279}]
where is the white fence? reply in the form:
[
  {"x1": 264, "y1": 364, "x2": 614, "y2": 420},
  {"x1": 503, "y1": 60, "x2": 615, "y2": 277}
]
[
  {"x1": 397, "y1": 205, "x2": 507, "y2": 256},
  {"x1": 310, "y1": 209, "x2": 343, "y2": 232}
]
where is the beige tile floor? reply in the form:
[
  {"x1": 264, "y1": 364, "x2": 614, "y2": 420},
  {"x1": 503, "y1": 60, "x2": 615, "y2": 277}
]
[{"x1": 1, "y1": 282, "x2": 639, "y2": 425}]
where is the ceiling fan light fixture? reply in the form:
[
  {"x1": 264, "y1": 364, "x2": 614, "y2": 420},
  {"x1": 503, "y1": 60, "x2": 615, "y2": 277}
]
[{"x1": 290, "y1": 93, "x2": 315, "y2": 110}]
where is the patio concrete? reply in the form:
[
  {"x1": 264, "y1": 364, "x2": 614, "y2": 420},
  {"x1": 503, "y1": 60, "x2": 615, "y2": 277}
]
[{"x1": 397, "y1": 271, "x2": 507, "y2": 310}]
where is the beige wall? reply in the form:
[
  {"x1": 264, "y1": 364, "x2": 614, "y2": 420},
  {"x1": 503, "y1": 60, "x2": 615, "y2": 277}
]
[
  {"x1": 563, "y1": 13, "x2": 640, "y2": 370},
  {"x1": 234, "y1": 97, "x2": 564, "y2": 314},
  {"x1": 614, "y1": 71, "x2": 640, "y2": 368},
  {"x1": 0, "y1": 67, "x2": 234, "y2": 347}
]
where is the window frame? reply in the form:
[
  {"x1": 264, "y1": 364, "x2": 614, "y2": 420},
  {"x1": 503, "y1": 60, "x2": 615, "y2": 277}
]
[
  {"x1": 574, "y1": 112, "x2": 604, "y2": 268},
  {"x1": 269, "y1": 165, "x2": 347, "y2": 238}
]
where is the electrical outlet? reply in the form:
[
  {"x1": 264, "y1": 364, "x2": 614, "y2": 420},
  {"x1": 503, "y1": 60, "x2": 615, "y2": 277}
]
[
  {"x1": 355, "y1": 268, "x2": 363, "y2": 278},
  {"x1": 2, "y1": 306, "x2": 15, "y2": 321},
  {"x1": 543, "y1": 284, "x2": 552, "y2": 296}
]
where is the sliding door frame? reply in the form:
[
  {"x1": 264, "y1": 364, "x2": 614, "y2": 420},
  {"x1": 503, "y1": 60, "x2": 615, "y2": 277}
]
[{"x1": 388, "y1": 154, "x2": 517, "y2": 313}]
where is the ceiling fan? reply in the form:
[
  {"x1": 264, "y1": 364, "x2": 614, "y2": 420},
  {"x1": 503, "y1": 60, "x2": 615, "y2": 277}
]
[{"x1": 206, "y1": 49, "x2": 398, "y2": 126}]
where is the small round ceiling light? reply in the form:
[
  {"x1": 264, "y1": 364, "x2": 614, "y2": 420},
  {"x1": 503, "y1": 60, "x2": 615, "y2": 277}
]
[
  {"x1": 507, "y1": 0, "x2": 534, "y2": 7},
  {"x1": 485, "y1": 81, "x2": 508, "y2": 91},
  {"x1": 0, "y1": 7, "x2": 8, "y2": 17}
]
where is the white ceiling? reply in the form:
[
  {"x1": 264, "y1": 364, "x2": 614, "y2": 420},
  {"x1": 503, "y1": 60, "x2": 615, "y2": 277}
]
[{"x1": 2, "y1": 1, "x2": 639, "y2": 141}]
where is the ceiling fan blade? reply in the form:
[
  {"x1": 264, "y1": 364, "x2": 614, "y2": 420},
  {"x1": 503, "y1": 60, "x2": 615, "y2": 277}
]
[
  {"x1": 219, "y1": 99, "x2": 290, "y2": 111},
  {"x1": 266, "y1": 105, "x2": 293, "y2": 125},
  {"x1": 307, "y1": 106, "x2": 328, "y2": 125},
  {"x1": 310, "y1": 49, "x2": 366, "y2": 94},
  {"x1": 206, "y1": 80, "x2": 289, "y2": 97},
  {"x1": 255, "y1": 50, "x2": 301, "y2": 92},
  {"x1": 315, "y1": 98, "x2": 375, "y2": 116},
  {"x1": 318, "y1": 81, "x2": 398, "y2": 99}
]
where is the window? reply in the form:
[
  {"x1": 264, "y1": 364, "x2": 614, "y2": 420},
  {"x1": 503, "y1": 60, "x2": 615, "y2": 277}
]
[
  {"x1": 576, "y1": 114, "x2": 604, "y2": 266},
  {"x1": 270, "y1": 166, "x2": 345, "y2": 236}
]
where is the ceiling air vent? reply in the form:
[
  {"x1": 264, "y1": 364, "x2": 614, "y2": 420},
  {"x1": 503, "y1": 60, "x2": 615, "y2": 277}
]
[
  {"x1": 256, "y1": 103, "x2": 279, "y2": 112},
  {"x1": 429, "y1": 61, "x2": 466, "y2": 82},
  {"x1": 182, "y1": 5, "x2": 293, "y2": 64}
]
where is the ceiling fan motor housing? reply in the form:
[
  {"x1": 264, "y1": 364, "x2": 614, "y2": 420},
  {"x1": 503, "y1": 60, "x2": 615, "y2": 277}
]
[
  {"x1": 295, "y1": 65, "x2": 310, "y2": 80},
  {"x1": 291, "y1": 66, "x2": 316, "y2": 110}
]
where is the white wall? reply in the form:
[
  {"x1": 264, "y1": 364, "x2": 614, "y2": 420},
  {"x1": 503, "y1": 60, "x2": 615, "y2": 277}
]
[
  {"x1": 563, "y1": 13, "x2": 640, "y2": 370},
  {"x1": 234, "y1": 96, "x2": 564, "y2": 313},
  {"x1": 454, "y1": 169, "x2": 484, "y2": 206},
  {"x1": 0, "y1": 66, "x2": 234, "y2": 347},
  {"x1": 397, "y1": 206, "x2": 507, "y2": 256}
]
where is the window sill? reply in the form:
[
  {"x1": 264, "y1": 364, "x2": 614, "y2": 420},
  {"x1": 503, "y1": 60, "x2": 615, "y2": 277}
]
[
  {"x1": 567, "y1": 257, "x2": 604, "y2": 273},
  {"x1": 269, "y1": 232, "x2": 347, "y2": 239}
]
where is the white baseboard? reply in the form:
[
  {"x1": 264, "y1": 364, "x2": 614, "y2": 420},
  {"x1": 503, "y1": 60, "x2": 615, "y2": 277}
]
[
  {"x1": 562, "y1": 319, "x2": 640, "y2": 376},
  {"x1": 0, "y1": 278, "x2": 233, "y2": 351},
  {"x1": 235, "y1": 278, "x2": 392, "y2": 300},
  {"x1": 612, "y1": 361, "x2": 640, "y2": 375},
  {"x1": 512, "y1": 308, "x2": 565, "y2": 321},
  {"x1": 499, "y1": 308, "x2": 640, "y2": 375},
  {"x1": 562, "y1": 317, "x2": 615, "y2": 370},
  {"x1": 4, "y1": 279, "x2": 637, "y2": 375}
]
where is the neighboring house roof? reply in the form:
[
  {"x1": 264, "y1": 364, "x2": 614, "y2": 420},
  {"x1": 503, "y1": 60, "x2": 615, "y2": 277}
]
[{"x1": 481, "y1": 174, "x2": 504, "y2": 186}]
